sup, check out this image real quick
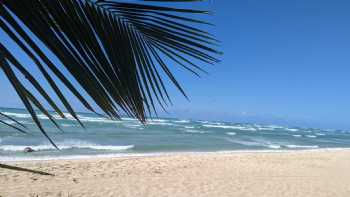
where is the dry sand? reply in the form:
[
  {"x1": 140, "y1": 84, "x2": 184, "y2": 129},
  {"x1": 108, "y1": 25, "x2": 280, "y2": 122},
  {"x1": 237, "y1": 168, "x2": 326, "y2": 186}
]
[{"x1": 1, "y1": 149, "x2": 350, "y2": 197}]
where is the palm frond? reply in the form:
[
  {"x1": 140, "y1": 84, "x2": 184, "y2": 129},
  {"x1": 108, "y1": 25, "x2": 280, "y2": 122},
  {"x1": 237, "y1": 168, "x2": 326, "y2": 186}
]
[
  {"x1": 0, "y1": 111, "x2": 27, "y2": 129},
  {"x1": 0, "y1": 0, "x2": 220, "y2": 147}
]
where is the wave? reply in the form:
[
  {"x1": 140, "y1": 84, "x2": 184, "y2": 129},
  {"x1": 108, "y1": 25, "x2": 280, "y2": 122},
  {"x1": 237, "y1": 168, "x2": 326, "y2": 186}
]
[
  {"x1": 292, "y1": 134, "x2": 302, "y2": 137},
  {"x1": 0, "y1": 152, "x2": 163, "y2": 162},
  {"x1": 0, "y1": 141, "x2": 134, "y2": 152},
  {"x1": 0, "y1": 119, "x2": 33, "y2": 126},
  {"x1": 202, "y1": 124, "x2": 256, "y2": 131},
  {"x1": 147, "y1": 122, "x2": 174, "y2": 126},
  {"x1": 0, "y1": 145, "x2": 134, "y2": 152},
  {"x1": 0, "y1": 112, "x2": 31, "y2": 119},
  {"x1": 121, "y1": 117, "x2": 137, "y2": 121},
  {"x1": 285, "y1": 145, "x2": 319, "y2": 149},
  {"x1": 306, "y1": 135, "x2": 317, "y2": 138},
  {"x1": 149, "y1": 119, "x2": 168, "y2": 122},
  {"x1": 124, "y1": 124, "x2": 142, "y2": 127},
  {"x1": 124, "y1": 124, "x2": 144, "y2": 130},
  {"x1": 265, "y1": 125, "x2": 284, "y2": 129},
  {"x1": 285, "y1": 128, "x2": 299, "y2": 132},
  {"x1": 1, "y1": 120, "x2": 16, "y2": 125},
  {"x1": 173, "y1": 120, "x2": 190, "y2": 123},
  {"x1": 238, "y1": 128, "x2": 257, "y2": 131},
  {"x1": 44, "y1": 113, "x2": 123, "y2": 124},
  {"x1": 268, "y1": 145, "x2": 281, "y2": 149},
  {"x1": 256, "y1": 127, "x2": 274, "y2": 131},
  {"x1": 226, "y1": 132, "x2": 237, "y2": 136},
  {"x1": 61, "y1": 124, "x2": 78, "y2": 127},
  {"x1": 185, "y1": 129, "x2": 207, "y2": 134},
  {"x1": 19, "y1": 121, "x2": 34, "y2": 125},
  {"x1": 77, "y1": 116, "x2": 120, "y2": 123},
  {"x1": 1, "y1": 111, "x2": 124, "y2": 124},
  {"x1": 224, "y1": 138, "x2": 280, "y2": 149},
  {"x1": 225, "y1": 138, "x2": 319, "y2": 150}
]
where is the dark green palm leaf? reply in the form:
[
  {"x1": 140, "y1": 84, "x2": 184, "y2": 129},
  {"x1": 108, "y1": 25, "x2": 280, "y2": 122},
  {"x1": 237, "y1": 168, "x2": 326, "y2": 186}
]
[
  {"x1": 0, "y1": 112, "x2": 27, "y2": 129},
  {"x1": 0, "y1": 0, "x2": 220, "y2": 148}
]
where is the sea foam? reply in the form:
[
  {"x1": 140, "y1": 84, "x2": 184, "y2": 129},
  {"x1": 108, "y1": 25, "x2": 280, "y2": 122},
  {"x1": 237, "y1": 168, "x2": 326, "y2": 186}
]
[
  {"x1": 0, "y1": 143, "x2": 134, "y2": 151},
  {"x1": 285, "y1": 145, "x2": 319, "y2": 149}
]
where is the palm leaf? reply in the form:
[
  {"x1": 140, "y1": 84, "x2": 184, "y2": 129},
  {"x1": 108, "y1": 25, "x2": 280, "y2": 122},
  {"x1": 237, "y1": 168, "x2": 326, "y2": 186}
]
[
  {"x1": 0, "y1": 111, "x2": 27, "y2": 129},
  {"x1": 0, "y1": 0, "x2": 220, "y2": 148}
]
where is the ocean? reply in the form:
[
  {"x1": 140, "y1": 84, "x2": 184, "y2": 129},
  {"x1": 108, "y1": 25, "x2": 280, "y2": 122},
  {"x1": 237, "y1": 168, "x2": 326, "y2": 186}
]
[{"x1": 1, "y1": 108, "x2": 350, "y2": 161}]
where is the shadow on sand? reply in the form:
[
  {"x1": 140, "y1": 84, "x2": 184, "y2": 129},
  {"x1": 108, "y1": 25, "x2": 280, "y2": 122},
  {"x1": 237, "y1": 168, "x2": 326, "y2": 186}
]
[{"x1": 0, "y1": 163, "x2": 54, "y2": 176}]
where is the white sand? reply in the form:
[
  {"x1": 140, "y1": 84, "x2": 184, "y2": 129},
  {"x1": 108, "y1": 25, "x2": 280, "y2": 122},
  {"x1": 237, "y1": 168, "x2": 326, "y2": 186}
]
[{"x1": 1, "y1": 149, "x2": 350, "y2": 197}]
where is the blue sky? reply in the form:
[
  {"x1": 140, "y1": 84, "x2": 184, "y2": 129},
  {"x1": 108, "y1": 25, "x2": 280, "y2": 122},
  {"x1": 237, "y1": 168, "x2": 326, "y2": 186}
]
[{"x1": 1, "y1": 0, "x2": 350, "y2": 129}]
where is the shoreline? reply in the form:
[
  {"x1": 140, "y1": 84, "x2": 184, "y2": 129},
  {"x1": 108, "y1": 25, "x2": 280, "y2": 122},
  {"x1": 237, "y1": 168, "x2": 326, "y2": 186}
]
[{"x1": 2, "y1": 147, "x2": 350, "y2": 163}]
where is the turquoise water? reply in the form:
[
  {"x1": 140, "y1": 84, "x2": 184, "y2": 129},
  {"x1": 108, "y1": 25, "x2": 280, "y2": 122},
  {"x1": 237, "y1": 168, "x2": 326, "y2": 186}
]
[{"x1": 1, "y1": 108, "x2": 350, "y2": 161}]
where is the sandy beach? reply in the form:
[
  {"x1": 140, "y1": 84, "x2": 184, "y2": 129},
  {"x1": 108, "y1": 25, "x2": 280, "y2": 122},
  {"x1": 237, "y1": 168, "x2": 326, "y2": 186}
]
[{"x1": 1, "y1": 149, "x2": 350, "y2": 197}]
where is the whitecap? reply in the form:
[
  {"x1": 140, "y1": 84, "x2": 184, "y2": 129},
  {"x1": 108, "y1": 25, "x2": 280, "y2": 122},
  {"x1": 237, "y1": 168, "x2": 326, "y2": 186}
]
[
  {"x1": 36, "y1": 114, "x2": 50, "y2": 120},
  {"x1": 306, "y1": 135, "x2": 317, "y2": 138},
  {"x1": 292, "y1": 134, "x2": 302, "y2": 137},
  {"x1": 285, "y1": 128, "x2": 299, "y2": 132},
  {"x1": 0, "y1": 111, "x2": 122, "y2": 124},
  {"x1": 0, "y1": 145, "x2": 50, "y2": 151},
  {"x1": 203, "y1": 124, "x2": 256, "y2": 131},
  {"x1": 149, "y1": 119, "x2": 168, "y2": 122},
  {"x1": 125, "y1": 124, "x2": 142, "y2": 127},
  {"x1": 124, "y1": 124, "x2": 143, "y2": 129},
  {"x1": 173, "y1": 120, "x2": 190, "y2": 123},
  {"x1": 226, "y1": 132, "x2": 237, "y2": 136},
  {"x1": 285, "y1": 145, "x2": 318, "y2": 149},
  {"x1": 266, "y1": 125, "x2": 284, "y2": 129},
  {"x1": 121, "y1": 117, "x2": 137, "y2": 121},
  {"x1": 185, "y1": 129, "x2": 207, "y2": 134},
  {"x1": 239, "y1": 127, "x2": 257, "y2": 131},
  {"x1": 61, "y1": 124, "x2": 77, "y2": 127},
  {"x1": 0, "y1": 140, "x2": 134, "y2": 152},
  {"x1": 80, "y1": 145, "x2": 134, "y2": 151},
  {"x1": 38, "y1": 113, "x2": 121, "y2": 123},
  {"x1": 268, "y1": 145, "x2": 281, "y2": 149},
  {"x1": 2, "y1": 120, "x2": 16, "y2": 125},
  {"x1": 147, "y1": 122, "x2": 174, "y2": 126},
  {"x1": 78, "y1": 116, "x2": 119, "y2": 123},
  {"x1": 256, "y1": 127, "x2": 275, "y2": 131},
  {"x1": 1, "y1": 112, "x2": 31, "y2": 119}
]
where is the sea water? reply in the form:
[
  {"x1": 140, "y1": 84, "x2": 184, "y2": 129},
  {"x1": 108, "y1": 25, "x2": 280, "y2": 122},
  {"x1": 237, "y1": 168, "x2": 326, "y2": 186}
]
[{"x1": 1, "y1": 107, "x2": 350, "y2": 161}]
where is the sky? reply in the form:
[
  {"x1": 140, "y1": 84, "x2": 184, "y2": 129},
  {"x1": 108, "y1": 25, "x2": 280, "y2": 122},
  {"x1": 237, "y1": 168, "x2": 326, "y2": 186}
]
[{"x1": 1, "y1": 0, "x2": 350, "y2": 129}]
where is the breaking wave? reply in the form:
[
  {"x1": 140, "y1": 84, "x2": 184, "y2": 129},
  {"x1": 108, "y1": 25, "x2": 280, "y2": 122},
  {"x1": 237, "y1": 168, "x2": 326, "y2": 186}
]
[
  {"x1": 0, "y1": 140, "x2": 134, "y2": 152},
  {"x1": 285, "y1": 145, "x2": 319, "y2": 149}
]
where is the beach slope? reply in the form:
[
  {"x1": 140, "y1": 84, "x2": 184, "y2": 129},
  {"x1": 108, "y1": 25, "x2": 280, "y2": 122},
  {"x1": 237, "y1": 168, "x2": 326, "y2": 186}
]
[{"x1": 1, "y1": 150, "x2": 350, "y2": 197}]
